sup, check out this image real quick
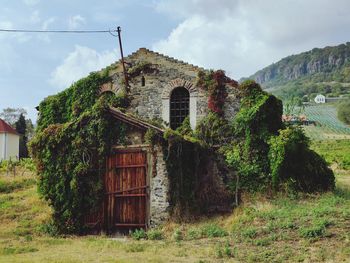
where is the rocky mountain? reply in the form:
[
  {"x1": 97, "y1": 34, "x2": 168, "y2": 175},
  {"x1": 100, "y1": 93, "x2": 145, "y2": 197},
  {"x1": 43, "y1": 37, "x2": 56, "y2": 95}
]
[{"x1": 248, "y1": 42, "x2": 350, "y2": 100}]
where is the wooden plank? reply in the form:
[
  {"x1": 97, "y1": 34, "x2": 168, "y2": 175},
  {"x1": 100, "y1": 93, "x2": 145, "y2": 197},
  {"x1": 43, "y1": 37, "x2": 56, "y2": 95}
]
[
  {"x1": 115, "y1": 223, "x2": 146, "y2": 227},
  {"x1": 104, "y1": 149, "x2": 148, "y2": 232},
  {"x1": 115, "y1": 164, "x2": 147, "y2": 168},
  {"x1": 115, "y1": 194, "x2": 146, "y2": 197}
]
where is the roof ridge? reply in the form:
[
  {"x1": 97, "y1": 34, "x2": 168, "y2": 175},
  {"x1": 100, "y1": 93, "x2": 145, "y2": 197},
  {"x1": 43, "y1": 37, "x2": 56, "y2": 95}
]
[{"x1": 125, "y1": 47, "x2": 206, "y2": 71}]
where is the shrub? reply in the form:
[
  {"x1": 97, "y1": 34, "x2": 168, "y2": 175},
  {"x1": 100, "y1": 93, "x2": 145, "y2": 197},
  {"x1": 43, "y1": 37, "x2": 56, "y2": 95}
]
[
  {"x1": 268, "y1": 126, "x2": 335, "y2": 192},
  {"x1": 225, "y1": 80, "x2": 283, "y2": 191},
  {"x1": 131, "y1": 228, "x2": 147, "y2": 240}
]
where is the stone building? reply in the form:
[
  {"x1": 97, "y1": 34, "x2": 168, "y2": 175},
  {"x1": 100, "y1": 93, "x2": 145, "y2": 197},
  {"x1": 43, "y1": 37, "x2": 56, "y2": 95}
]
[{"x1": 86, "y1": 48, "x2": 240, "y2": 232}]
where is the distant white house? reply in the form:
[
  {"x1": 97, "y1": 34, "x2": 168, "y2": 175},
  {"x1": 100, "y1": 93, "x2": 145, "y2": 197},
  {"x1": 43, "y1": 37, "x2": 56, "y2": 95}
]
[
  {"x1": 0, "y1": 119, "x2": 19, "y2": 161},
  {"x1": 314, "y1": 94, "x2": 326, "y2": 104}
]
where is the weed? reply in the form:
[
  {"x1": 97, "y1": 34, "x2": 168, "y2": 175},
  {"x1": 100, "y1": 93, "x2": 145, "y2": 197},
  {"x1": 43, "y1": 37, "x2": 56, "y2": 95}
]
[
  {"x1": 131, "y1": 228, "x2": 147, "y2": 240},
  {"x1": 38, "y1": 221, "x2": 59, "y2": 237},
  {"x1": 201, "y1": 224, "x2": 227, "y2": 238},
  {"x1": 215, "y1": 244, "x2": 223, "y2": 258},
  {"x1": 223, "y1": 241, "x2": 234, "y2": 257},
  {"x1": 186, "y1": 227, "x2": 201, "y2": 240},
  {"x1": 241, "y1": 227, "x2": 258, "y2": 239},
  {"x1": 147, "y1": 229, "x2": 163, "y2": 240},
  {"x1": 172, "y1": 228, "x2": 183, "y2": 242},
  {"x1": 255, "y1": 237, "x2": 272, "y2": 246},
  {"x1": 299, "y1": 220, "x2": 329, "y2": 239}
]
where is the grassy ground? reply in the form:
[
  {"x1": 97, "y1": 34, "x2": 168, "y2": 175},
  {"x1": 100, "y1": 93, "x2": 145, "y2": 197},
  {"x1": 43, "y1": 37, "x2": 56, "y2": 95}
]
[{"x1": 0, "y1": 141, "x2": 349, "y2": 262}]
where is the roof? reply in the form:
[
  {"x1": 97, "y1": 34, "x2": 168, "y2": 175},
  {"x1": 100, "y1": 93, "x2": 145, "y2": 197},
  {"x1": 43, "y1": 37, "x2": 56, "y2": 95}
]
[
  {"x1": 109, "y1": 107, "x2": 164, "y2": 134},
  {"x1": 99, "y1": 47, "x2": 206, "y2": 74},
  {"x1": 0, "y1": 119, "x2": 18, "y2": 135}
]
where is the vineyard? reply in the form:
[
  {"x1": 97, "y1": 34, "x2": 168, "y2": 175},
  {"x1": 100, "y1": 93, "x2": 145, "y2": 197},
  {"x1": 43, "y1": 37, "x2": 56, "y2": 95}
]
[{"x1": 293, "y1": 104, "x2": 350, "y2": 140}]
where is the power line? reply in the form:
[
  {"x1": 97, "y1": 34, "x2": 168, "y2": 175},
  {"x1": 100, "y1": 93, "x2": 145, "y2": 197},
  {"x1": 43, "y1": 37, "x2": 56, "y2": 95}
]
[{"x1": 0, "y1": 29, "x2": 117, "y2": 33}]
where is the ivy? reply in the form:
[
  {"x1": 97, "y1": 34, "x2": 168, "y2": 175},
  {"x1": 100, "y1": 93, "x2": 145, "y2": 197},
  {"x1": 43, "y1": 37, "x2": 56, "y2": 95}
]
[
  {"x1": 196, "y1": 70, "x2": 237, "y2": 114},
  {"x1": 225, "y1": 80, "x2": 334, "y2": 192},
  {"x1": 268, "y1": 126, "x2": 334, "y2": 192},
  {"x1": 30, "y1": 73, "x2": 128, "y2": 234}
]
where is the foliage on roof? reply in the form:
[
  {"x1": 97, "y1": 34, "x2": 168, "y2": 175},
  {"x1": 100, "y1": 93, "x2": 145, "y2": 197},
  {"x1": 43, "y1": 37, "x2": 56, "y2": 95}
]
[{"x1": 30, "y1": 72, "x2": 128, "y2": 234}]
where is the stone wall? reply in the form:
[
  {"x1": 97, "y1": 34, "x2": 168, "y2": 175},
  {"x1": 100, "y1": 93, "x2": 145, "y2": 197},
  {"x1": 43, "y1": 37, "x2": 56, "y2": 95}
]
[
  {"x1": 105, "y1": 48, "x2": 241, "y2": 129},
  {"x1": 149, "y1": 144, "x2": 169, "y2": 227}
]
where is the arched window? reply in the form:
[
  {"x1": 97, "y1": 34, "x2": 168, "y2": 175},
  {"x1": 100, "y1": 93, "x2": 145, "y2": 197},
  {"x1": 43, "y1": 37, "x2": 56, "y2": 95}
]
[{"x1": 170, "y1": 87, "x2": 189, "y2": 130}]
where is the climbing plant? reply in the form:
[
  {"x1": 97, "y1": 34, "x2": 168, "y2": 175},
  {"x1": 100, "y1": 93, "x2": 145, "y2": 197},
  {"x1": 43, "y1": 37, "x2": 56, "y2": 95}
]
[
  {"x1": 196, "y1": 70, "x2": 237, "y2": 114},
  {"x1": 30, "y1": 72, "x2": 128, "y2": 234},
  {"x1": 224, "y1": 80, "x2": 334, "y2": 192},
  {"x1": 268, "y1": 126, "x2": 334, "y2": 192}
]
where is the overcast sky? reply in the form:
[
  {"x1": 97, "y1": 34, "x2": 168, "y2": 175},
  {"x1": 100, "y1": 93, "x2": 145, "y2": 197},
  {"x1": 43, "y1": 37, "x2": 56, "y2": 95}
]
[{"x1": 1, "y1": 0, "x2": 350, "y2": 121}]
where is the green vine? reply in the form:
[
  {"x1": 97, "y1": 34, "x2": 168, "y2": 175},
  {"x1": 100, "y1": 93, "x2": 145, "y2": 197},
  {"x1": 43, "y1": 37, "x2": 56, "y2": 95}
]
[{"x1": 30, "y1": 73, "x2": 128, "y2": 234}]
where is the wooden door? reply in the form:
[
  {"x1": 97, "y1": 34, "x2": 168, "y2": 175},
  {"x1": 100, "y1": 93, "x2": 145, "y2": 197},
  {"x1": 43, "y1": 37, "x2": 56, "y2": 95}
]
[{"x1": 105, "y1": 149, "x2": 148, "y2": 232}]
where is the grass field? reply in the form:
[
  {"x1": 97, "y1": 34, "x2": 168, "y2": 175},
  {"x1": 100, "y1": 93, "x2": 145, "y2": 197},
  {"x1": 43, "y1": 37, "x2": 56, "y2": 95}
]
[
  {"x1": 298, "y1": 104, "x2": 350, "y2": 140},
  {"x1": 0, "y1": 140, "x2": 349, "y2": 263}
]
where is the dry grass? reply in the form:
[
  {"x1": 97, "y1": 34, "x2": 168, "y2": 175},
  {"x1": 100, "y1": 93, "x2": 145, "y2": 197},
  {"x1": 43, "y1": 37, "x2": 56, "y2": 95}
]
[{"x1": 1, "y1": 141, "x2": 350, "y2": 263}]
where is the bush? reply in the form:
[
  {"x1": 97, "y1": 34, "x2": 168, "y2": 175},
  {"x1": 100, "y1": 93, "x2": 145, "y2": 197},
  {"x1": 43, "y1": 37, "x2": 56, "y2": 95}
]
[{"x1": 268, "y1": 126, "x2": 335, "y2": 192}]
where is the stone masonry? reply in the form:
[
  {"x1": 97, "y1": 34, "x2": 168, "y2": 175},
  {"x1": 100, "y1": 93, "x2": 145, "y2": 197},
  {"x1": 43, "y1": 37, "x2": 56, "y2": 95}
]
[{"x1": 100, "y1": 48, "x2": 241, "y2": 227}]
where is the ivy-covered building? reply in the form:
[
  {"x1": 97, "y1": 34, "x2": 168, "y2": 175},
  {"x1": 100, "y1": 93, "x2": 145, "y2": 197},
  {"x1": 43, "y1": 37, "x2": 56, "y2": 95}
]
[
  {"x1": 93, "y1": 48, "x2": 240, "y2": 231},
  {"x1": 31, "y1": 48, "x2": 334, "y2": 234}
]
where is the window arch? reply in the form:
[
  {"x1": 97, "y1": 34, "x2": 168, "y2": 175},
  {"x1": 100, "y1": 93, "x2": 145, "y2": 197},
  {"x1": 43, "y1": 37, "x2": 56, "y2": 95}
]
[{"x1": 170, "y1": 87, "x2": 189, "y2": 130}]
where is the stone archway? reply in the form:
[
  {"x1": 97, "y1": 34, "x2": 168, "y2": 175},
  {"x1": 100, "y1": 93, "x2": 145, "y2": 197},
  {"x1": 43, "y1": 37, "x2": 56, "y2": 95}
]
[{"x1": 161, "y1": 78, "x2": 198, "y2": 129}]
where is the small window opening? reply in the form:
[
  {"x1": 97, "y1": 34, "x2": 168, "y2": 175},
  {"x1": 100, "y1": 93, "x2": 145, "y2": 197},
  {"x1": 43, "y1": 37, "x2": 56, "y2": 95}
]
[{"x1": 170, "y1": 87, "x2": 189, "y2": 130}]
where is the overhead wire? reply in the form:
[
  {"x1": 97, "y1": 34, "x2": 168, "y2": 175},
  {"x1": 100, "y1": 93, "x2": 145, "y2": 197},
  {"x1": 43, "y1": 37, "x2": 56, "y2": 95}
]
[{"x1": 0, "y1": 29, "x2": 117, "y2": 34}]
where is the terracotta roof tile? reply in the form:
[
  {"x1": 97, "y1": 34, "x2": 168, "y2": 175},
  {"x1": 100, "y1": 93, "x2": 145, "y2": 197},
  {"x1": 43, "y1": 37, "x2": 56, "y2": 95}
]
[{"x1": 0, "y1": 119, "x2": 18, "y2": 135}]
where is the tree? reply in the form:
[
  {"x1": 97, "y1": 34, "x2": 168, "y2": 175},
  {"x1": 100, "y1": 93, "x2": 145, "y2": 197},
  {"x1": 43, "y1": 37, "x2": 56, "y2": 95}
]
[
  {"x1": 15, "y1": 114, "x2": 28, "y2": 158},
  {"x1": 0, "y1": 108, "x2": 27, "y2": 126},
  {"x1": 25, "y1": 119, "x2": 35, "y2": 140},
  {"x1": 337, "y1": 99, "x2": 350, "y2": 125},
  {"x1": 0, "y1": 107, "x2": 35, "y2": 140}
]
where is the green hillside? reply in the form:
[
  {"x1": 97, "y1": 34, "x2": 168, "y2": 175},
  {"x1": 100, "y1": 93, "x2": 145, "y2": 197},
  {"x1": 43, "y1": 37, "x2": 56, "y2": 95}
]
[{"x1": 248, "y1": 42, "x2": 350, "y2": 100}]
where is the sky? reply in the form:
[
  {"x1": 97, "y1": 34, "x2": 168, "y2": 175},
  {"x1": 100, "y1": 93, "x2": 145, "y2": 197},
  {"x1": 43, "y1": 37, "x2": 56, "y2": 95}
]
[{"x1": 1, "y1": 0, "x2": 350, "y2": 121}]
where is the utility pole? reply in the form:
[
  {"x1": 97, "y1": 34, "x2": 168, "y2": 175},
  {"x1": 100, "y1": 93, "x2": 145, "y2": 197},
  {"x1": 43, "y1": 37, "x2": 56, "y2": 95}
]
[{"x1": 117, "y1": 26, "x2": 129, "y2": 90}]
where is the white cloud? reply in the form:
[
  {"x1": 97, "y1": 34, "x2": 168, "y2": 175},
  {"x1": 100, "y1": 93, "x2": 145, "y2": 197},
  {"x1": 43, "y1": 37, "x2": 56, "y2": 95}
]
[
  {"x1": 41, "y1": 17, "x2": 56, "y2": 30},
  {"x1": 23, "y1": 0, "x2": 40, "y2": 6},
  {"x1": 38, "y1": 17, "x2": 56, "y2": 42},
  {"x1": 30, "y1": 10, "x2": 41, "y2": 24},
  {"x1": 153, "y1": 0, "x2": 350, "y2": 78},
  {"x1": 68, "y1": 15, "x2": 86, "y2": 29},
  {"x1": 49, "y1": 45, "x2": 117, "y2": 89}
]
